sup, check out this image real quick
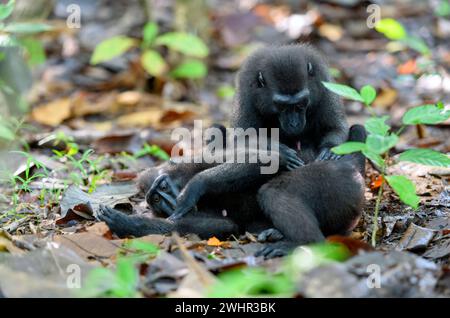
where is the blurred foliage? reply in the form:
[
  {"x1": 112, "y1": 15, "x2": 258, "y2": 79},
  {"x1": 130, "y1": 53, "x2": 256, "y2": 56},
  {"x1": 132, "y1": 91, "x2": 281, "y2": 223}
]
[
  {"x1": 209, "y1": 242, "x2": 350, "y2": 297},
  {"x1": 80, "y1": 240, "x2": 159, "y2": 298},
  {"x1": 91, "y1": 22, "x2": 209, "y2": 80},
  {"x1": 375, "y1": 18, "x2": 429, "y2": 55}
]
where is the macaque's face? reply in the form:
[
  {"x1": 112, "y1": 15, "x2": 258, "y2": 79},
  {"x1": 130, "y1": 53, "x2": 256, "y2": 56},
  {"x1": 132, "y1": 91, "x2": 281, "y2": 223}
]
[
  {"x1": 138, "y1": 162, "x2": 182, "y2": 217},
  {"x1": 239, "y1": 46, "x2": 328, "y2": 138},
  {"x1": 145, "y1": 173, "x2": 179, "y2": 217}
]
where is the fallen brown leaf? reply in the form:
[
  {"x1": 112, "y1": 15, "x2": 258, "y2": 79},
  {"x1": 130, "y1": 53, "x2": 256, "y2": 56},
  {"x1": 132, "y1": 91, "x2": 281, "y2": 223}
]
[
  {"x1": 373, "y1": 87, "x2": 398, "y2": 109},
  {"x1": 31, "y1": 97, "x2": 72, "y2": 127}
]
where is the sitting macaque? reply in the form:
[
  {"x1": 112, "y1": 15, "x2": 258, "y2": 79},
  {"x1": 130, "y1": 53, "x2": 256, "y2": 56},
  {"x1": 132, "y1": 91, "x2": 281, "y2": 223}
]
[{"x1": 169, "y1": 44, "x2": 348, "y2": 220}]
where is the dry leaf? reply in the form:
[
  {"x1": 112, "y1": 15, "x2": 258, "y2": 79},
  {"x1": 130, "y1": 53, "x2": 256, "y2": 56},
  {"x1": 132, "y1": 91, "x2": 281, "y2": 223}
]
[
  {"x1": 117, "y1": 91, "x2": 142, "y2": 107},
  {"x1": 116, "y1": 109, "x2": 163, "y2": 128},
  {"x1": 373, "y1": 87, "x2": 398, "y2": 109},
  {"x1": 397, "y1": 59, "x2": 417, "y2": 75},
  {"x1": 206, "y1": 236, "x2": 231, "y2": 248},
  {"x1": 207, "y1": 236, "x2": 223, "y2": 247},
  {"x1": 318, "y1": 24, "x2": 344, "y2": 42},
  {"x1": 31, "y1": 98, "x2": 72, "y2": 126},
  {"x1": 370, "y1": 175, "x2": 384, "y2": 190},
  {"x1": 86, "y1": 222, "x2": 113, "y2": 240},
  {"x1": 72, "y1": 91, "x2": 117, "y2": 117}
]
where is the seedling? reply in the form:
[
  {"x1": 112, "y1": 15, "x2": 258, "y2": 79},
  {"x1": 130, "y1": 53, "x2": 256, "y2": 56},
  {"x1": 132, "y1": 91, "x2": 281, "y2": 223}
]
[
  {"x1": 375, "y1": 18, "x2": 429, "y2": 55},
  {"x1": 90, "y1": 22, "x2": 209, "y2": 80},
  {"x1": 323, "y1": 81, "x2": 450, "y2": 246}
]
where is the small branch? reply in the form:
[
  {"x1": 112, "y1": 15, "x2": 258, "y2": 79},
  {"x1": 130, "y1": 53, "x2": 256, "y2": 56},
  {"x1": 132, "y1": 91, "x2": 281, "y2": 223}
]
[
  {"x1": 415, "y1": 124, "x2": 426, "y2": 139},
  {"x1": 371, "y1": 177, "x2": 384, "y2": 247}
]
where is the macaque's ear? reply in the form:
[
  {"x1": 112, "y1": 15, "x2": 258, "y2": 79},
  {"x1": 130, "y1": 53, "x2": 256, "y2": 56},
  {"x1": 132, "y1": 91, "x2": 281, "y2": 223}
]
[
  {"x1": 257, "y1": 71, "x2": 265, "y2": 88},
  {"x1": 307, "y1": 62, "x2": 314, "y2": 77}
]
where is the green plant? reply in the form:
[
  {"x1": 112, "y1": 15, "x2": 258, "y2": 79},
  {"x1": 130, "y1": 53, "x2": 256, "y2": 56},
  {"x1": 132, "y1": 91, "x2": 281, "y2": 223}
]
[
  {"x1": 323, "y1": 81, "x2": 450, "y2": 246},
  {"x1": 208, "y1": 242, "x2": 350, "y2": 297},
  {"x1": 435, "y1": 0, "x2": 450, "y2": 17},
  {"x1": 4, "y1": 151, "x2": 48, "y2": 212},
  {"x1": 0, "y1": 0, "x2": 51, "y2": 66},
  {"x1": 52, "y1": 144, "x2": 110, "y2": 192},
  {"x1": 90, "y1": 22, "x2": 209, "y2": 80},
  {"x1": 133, "y1": 143, "x2": 170, "y2": 161},
  {"x1": 80, "y1": 240, "x2": 159, "y2": 297},
  {"x1": 81, "y1": 257, "x2": 140, "y2": 298},
  {"x1": 375, "y1": 18, "x2": 429, "y2": 55}
]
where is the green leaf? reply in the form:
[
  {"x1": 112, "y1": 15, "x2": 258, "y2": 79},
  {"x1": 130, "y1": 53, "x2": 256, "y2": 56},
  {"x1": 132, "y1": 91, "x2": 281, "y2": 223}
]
[
  {"x1": 366, "y1": 134, "x2": 398, "y2": 154},
  {"x1": 79, "y1": 267, "x2": 117, "y2": 297},
  {"x1": 0, "y1": 34, "x2": 19, "y2": 46},
  {"x1": 402, "y1": 104, "x2": 450, "y2": 125},
  {"x1": 402, "y1": 36, "x2": 430, "y2": 55},
  {"x1": 148, "y1": 145, "x2": 170, "y2": 161},
  {"x1": 0, "y1": 0, "x2": 15, "y2": 21},
  {"x1": 399, "y1": 149, "x2": 450, "y2": 167},
  {"x1": 360, "y1": 85, "x2": 376, "y2": 106},
  {"x1": 216, "y1": 85, "x2": 235, "y2": 99},
  {"x1": 124, "y1": 240, "x2": 159, "y2": 255},
  {"x1": 322, "y1": 82, "x2": 363, "y2": 102},
  {"x1": 375, "y1": 18, "x2": 407, "y2": 40},
  {"x1": 142, "y1": 22, "x2": 158, "y2": 46},
  {"x1": 19, "y1": 37, "x2": 46, "y2": 66},
  {"x1": 3, "y1": 22, "x2": 52, "y2": 34},
  {"x1": 90, "y1": 36, "x2": 136, "y2": 65},
  {"x1": 362, "y1": 150, "x2": 385, "y2": 168},
  {"x1": 385, "y1": 175, "x2": 420, "y2": 209},
  {"x1": 435, "y1": 0, "x2": 450, "y2": 17},
  {"x1": 140, "y1": 49, "x2": 167, "y2": 77},
  {"x1": 0, "y1": 123, "x2": 14, "y2": 140},
  {"x1": 364, "y1": 116, "x2": 390, "y2": 136},
  {"x1": 115, "y1": 258, "x2": 138, "y2": 295},
  {"x1": 155, "y1": 32, "x2": 209, "y2": 58},
  {"x1": 331, "y1": 142, "x2": 366, "y2": 155},
  {"x1": 170, "y1": 60, "x2": 207, "y2": 79}
]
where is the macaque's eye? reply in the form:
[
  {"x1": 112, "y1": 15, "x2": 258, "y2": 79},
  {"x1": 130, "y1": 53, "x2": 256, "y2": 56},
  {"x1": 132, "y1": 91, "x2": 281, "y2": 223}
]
[
  {"x1": 307, "y1": 62, "x2": 314, "y2": 76},
  {"x1": 152, "y1": 194, "x2": 160, "y2": 203},
  {"x1": 257, "y1": 71, "x2": 265, "y2": 88}
]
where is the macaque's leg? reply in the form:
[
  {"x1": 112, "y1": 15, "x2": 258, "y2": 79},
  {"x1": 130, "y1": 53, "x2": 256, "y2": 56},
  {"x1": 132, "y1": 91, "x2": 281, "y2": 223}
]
[{"x1": 97, "y1": 205, "x2": 238, "y2": 239}]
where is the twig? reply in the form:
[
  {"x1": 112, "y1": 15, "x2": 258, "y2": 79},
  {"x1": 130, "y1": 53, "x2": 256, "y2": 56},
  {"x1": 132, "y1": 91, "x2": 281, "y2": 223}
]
[{"x1": 172, "y1": 233, "x2": 216, "y2": 288}]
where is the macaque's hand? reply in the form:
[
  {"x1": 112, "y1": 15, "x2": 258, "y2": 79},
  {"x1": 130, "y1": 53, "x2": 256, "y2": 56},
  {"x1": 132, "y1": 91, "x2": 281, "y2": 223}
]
[
  {"x1": 315, "y1": 147, "x2": 341, "y2": 162},
  {"x1": 168, "y1": 180, "x2": 202, "y2": 221},
  {"x1": 278, "y1": 144, "x2": 304, "y2": 171}
]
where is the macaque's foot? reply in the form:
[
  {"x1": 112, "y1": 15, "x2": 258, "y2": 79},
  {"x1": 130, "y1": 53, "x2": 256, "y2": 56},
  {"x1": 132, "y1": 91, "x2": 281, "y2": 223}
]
[
  {"x1": 255, "y1": 242, "x2": 297, "y2": 259},
  {"x1": 279, "y1": 144, "x2": 304, "y2": 171},
  {"x1": 315, "y1": 147, "x2": 341, "y2": 162},
  {"x1": 257, "y1": 228, "x2": 284, "y2": 242},
  {"x1": 97, "y1": 205, "x2": 131, "y2": 237}
]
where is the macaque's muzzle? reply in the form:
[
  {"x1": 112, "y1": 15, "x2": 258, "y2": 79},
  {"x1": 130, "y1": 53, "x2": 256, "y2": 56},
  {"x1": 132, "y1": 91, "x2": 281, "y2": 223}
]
[{"x1": 278, "y1": 108, "x2": 306, "y2": 137}]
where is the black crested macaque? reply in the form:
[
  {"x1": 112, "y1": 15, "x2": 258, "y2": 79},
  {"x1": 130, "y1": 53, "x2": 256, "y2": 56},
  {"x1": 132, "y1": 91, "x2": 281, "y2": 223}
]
[
  {"x1": 231, "y1": 44, "x2": 348, "y2": 162},
  {"x1": 97, "y1": 125, "x2": 366, "y2": 258},
  {"x1": 169, "y1": 44, "x2": 348, "y2": 220}
]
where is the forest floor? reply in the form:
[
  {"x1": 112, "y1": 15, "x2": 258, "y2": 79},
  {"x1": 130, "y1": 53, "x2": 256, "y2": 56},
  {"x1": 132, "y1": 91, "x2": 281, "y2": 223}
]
[{"x1": 0, "y1": 0, "x2": 449, "y2": 297}]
